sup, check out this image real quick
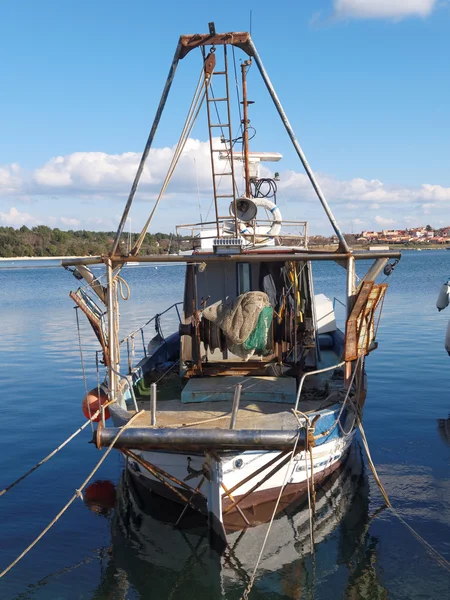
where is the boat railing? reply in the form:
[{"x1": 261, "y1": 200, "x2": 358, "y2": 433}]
[
  {"x1": 333, "y1": 296, "x2": 346, "y2": 310},
  {"x1": 109, "y1": 365, "x2": 139, "y2": 412},
  {"x1": 294, "y1": 361, "x2": 346, "y2": 413},
  {"x1": 120, "y1": 302, "x2": 183, "y2": 366},
  {"x1": 176, "y1": 219, "x2": 308, "y2": 248}
]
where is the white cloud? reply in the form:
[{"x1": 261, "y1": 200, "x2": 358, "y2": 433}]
[
  {"x1": 1, "y1": 140, "x2": 450, "y2": 232},
  {"x1": 422, "y1": 202, "x2": 436, "y2": 214},
  {"x1": 374, "y1": 215, "x2": 394, "y2": 226},
  {"x1": 419, "y1": 184, "x2": 450, "y2": 202},
  {"x1": 0, "y1": 164, "x2": 22, "y2": 194},
  {"x1": 31, "y1": 139, "x2": 216, "y2": 197},
  {"x1": 60, "y1": 216, "x2": 81, "y2": 226},
  {"x1": 0, "y1": 207, "x2": 37, "y2": 227},
  {"x1": 334, "y1": 0, "x2": 437, "y2": 19}
]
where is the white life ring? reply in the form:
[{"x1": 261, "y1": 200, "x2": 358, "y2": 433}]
[{"x1": 237, "y1": 197, "x2": 282, "y2": 243}]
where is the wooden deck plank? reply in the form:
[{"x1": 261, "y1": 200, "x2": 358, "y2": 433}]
[
  {"x1": 133, "y1": 399, "x2": 298, "y2": 430},
  {"x1": 181, "y1": 375, "x2": 297, "y2": 404}
]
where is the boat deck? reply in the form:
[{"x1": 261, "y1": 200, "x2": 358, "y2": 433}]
[
  {"x1": 127, "y1": 352, "x2": 346, "y2": 431},
  {"x1": 132, "y1": 400, "x2": 296, "y2": 430},
  {"x1": 132, "y1": 392, "x2": 341, "y2": 430}
]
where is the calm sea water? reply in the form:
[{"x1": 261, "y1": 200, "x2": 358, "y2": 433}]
[{"x1": 0, "y1": 252, "x2": 449, "y2": 599}]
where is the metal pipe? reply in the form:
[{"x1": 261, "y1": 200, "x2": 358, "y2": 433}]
[
  {"x1": 125, "y1": 449, "x2": 196, "y2": 493},
  {"x1": 224, "y1": 46, "x2": 239, "y2": 236},
  {"x1": 361, "y1": 257, "x2": 389, "y2": 284},
  {"x1": 204, "y1": 52, "x2": 221, "y2": 238},
  {"x1": 123, "y1": 450, "x2": 197, "y2": 509},
  {"x1": 345, "y1": 255, "x2": 356, "y2": 385},
  {"x1": 294, "y1": 361, "x2": 345, "y2": 412},
  {"x1": 346, "y1": 255, "x2": 356, "y2": 316},
  {"x1": 105, "y1": 258, "x2": 117, "y2": 402},
  {"x1": 241, "y1": 59, "x2": 252, "y2": 199},
  {"x1": 221, "y1": 482, "x2": 250, "y2": 526},
  {"x1": 110, "y1": 40, "x2": 183, "y2": 257},
  {"x1": 62, "y1": 250, "x2": 402, "y2": 268},
  {"x1": 248, "y1": 37, "x2": 350, "y2": 253},
  {"x1": 229, "y1": 383, "x2": 242, "y2": 429},
  {"x1": 150, "y1": 383, "x2": 157, "y2": 426},
  {"x1": 97, "y1": 427, "x2": 304, "y2": 451}
]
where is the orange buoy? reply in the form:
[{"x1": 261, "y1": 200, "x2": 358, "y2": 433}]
[
  {"x1": 84, "y1": 480, "x2": 116, "y2": 512},
  {"x1": 82, "y1": 387, "x2": 110, "y2": 422}
]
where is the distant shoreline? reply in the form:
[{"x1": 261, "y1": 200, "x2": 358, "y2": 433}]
[
  {"x1": 0, "y1": 245, "x2": 448, "y2": 260},
  {"x1": 0, "y1": 256, "x2": 87, "y2": 261}
]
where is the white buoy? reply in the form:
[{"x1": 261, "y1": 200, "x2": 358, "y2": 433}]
[{"x1": 436, "y1": 281, "x2": 450, "y2": 311}]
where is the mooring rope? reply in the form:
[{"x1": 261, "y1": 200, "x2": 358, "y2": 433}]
[
  {"x1": 0, "y1": 403, "x2": 114, "y2": 498},
  {"x1": 240, "y1": 430, "x2": 302, "y2": 600},
  {"x1": 0, "y1": 411, "x2": 143, "y2": 579},
  {"x1": 74, "y1": 305, "x2": 94, "y2": 431},
  {"x1": 291, "y1": 409, "x2": 316, "y2": 554},
  {"x1": 357, "y1": 412, "x2": 450, "y2": 575}
]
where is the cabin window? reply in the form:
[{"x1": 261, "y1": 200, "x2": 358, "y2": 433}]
[{"x1": 237, "y1": 263, "x2": 251, "y2": 295}]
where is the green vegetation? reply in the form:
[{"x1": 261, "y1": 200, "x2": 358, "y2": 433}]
[{"x1": 0, "y1": 226, "x2": 186, "y2": 258}]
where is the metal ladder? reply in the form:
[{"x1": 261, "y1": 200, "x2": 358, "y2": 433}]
[{"x1": 204, "y1": 46, "x2": 239, "y2": 237}]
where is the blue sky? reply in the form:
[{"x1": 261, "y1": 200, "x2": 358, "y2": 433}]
[{"x1": 0, "y1": 0, "x2": 449, "y2": 235}]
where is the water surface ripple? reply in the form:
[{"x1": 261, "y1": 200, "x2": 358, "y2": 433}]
[{"x1": 0, "y1": 254, "x2": 449, "y2": 599}]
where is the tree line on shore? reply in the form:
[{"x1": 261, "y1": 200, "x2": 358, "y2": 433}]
[{"x1": 0, "y1": 225, "x2": 187, "y2": 257}]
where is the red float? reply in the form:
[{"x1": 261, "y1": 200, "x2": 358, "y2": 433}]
[
  {"x1": 82, "y1": 387, "x2": 110, "y2": 422},
  {"x1": 84, "y1": 480, "x2": 116, "y2": 512}
]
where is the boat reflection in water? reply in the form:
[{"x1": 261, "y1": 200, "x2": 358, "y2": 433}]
[
  {"x1": 438, "y1": 415, "x2": 450, "y2": 446},
  {"x1": 88, "y1": 442, "x2": 389, "y2": 599}
]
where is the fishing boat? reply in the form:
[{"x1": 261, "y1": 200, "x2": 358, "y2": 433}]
[
  {"x1": 62, "y1": 25, "x2": 401, "y2": 548},
  {"x1": 87, "y1": 441, "x2": 383, "y2": 599}
]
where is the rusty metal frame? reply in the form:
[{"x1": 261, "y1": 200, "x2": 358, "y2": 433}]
[
  {"x1": 123, "y1": 449, "x2": 206, "y2": 515},
  {"x1": 179, "y1": 32, "x2": 253, "y2": 59},
  {"x1": 344, "y1": 282, "x2": 388, "y2": 361},
  {"x1": 62, "y1": 250, "x2": 402, "y2": 268},
  {"x1": 69, "y1": 290, "x2": 110, "y2": 366}
]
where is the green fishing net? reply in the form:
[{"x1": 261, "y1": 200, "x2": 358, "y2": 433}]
[{"x1": 243, "y1": 306, "x2": 273, "y2": 352}]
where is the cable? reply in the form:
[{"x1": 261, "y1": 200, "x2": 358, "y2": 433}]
[{"x1": 251, "y1": 178, "x2": 277, "y2": 199}]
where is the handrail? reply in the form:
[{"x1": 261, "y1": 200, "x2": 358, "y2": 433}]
[
  {"x1": 333, "y1": 296, "x2": 346, "y2": 310},
  {"x1": 120, "y1": 302, "x2": 183, "y2": 345},
  {"x1": 110, "y1": 366, "x2": 139, "y2": 411},
  {"x1": 294, "y1": 361, "x2": 345, "y2": 413}
]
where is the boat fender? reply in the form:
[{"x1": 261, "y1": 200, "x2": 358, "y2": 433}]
[
  {"x1": 436, "y1": 280, "x2": 450, "y2": 311},
  {"x1": 82, "y1": 386, "x2": 110, "y2": 422},
  {"x1": 445, "y1": 321, "x2": 450, "y2": 356}
]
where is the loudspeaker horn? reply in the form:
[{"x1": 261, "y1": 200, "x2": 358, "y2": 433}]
[{"x1": 230, "y1": 197, "x2": 258, "y2": 222}]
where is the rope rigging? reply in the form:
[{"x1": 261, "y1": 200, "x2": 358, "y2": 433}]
[
  {"x1": 131, "y1": 66, "x2": 209, "y2": 256},
  {"x1": 0, "y1": 411, "x2": 143, "y2": 579},
  {"x1": 0, "y1": 404, "x2": 112, "y2": 498}
]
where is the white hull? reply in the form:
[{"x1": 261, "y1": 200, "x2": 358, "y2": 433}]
[{"x1": 125, "y1": 432, "x2": 355, "y2": 536}]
